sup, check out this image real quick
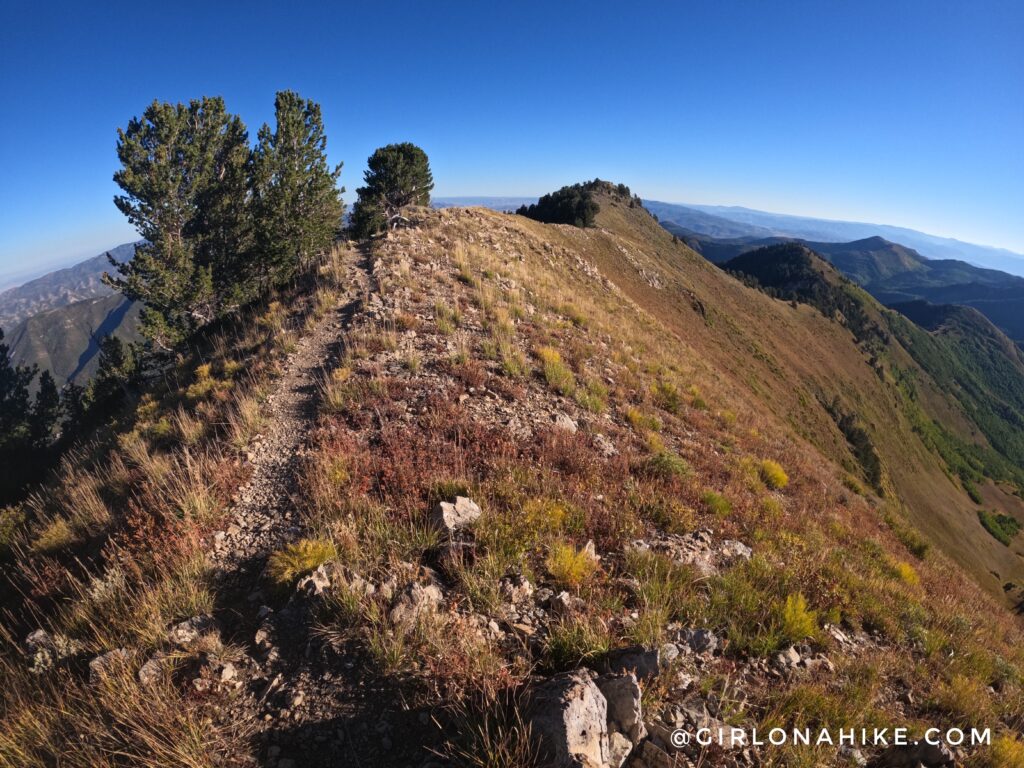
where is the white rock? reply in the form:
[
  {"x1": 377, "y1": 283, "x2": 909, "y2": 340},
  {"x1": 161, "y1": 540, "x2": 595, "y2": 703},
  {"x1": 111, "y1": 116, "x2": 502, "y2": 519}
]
[
  {"x1": 88, "y1": 648, "x2": 128, "y2": 683},
  {"x1": 296, "y1": 564, "x2": 332, "y2": 597},
  {"x1": 431, "y1": 496, "x2": 482, "y2": 532},
  {"x1": 389, "y1": 581, "x2": 444, "y2": 627},
  {"x1": 608, "y1": 731, "x2": 633, "y2": 768},
  {"x1": 529, "y1": 669, "x2": 608, "y2": 768},
  {"x1": 596, "y1": 672, "x2": 646, "y2": 744},
  {"x1": 553, "y1": 412, "x2": 578, "y2": 433},
  {"x1": 167, "y1": 614, "x2": 215, "y2": 647}
]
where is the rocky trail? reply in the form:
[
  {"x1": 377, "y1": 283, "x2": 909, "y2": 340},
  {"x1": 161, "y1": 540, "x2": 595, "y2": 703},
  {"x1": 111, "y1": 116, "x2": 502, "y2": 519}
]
[
  {"x1": 209, "y1": 252, "x2": 368, "y2": 580},
  {"x1": 199, "y1": 249, "x2": 443, "y2": 768}
]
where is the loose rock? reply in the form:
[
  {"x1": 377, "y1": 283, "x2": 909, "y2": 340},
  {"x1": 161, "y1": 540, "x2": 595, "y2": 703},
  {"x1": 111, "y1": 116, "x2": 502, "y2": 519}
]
[
  {"x1": 431, "y1": 496, "x2": 482, "y2": 533},
  {"x1": 167, "y1": 614, "x2": 215, "y2": 647},
  {"x1": 529, "y1": 669, "x2": 609, "y2": 768}
]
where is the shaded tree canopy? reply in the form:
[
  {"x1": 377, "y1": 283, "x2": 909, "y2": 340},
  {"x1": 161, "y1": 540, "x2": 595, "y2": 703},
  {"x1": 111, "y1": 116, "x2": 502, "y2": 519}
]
[
  {"x1": 350, "y1": 143, "x2": 434, "y2": 238},
  {"x1": 516, "y1": 182, "x2": 601, "y2": 228},
  {"x1": 0, "y1": 329, "x2": 64, "y2": 502}
]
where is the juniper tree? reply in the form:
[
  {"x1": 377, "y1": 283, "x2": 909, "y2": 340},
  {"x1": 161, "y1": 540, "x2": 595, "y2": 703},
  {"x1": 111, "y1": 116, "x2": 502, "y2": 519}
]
[
  {"x1": 251, "y1": 91, "x2": 344, "y2": 287},
  {"x1": 105, "y1": 97, "x2": 251, "y2": 349},
  {"x1": 350, "y1": 143, "x2": 434, "y2": 238}
]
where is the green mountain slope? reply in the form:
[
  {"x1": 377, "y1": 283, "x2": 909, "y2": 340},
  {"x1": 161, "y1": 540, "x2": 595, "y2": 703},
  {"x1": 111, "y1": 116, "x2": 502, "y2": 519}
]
[
  {"x1": 682, "y1": 231, "x2": 1024, "y2": 343},
  {"x1": 724, "y1": 241, "x2": 1024, "y2": 523},
  {"x1": 7, "y1": 293, "x2": 141, "y2": 385}
]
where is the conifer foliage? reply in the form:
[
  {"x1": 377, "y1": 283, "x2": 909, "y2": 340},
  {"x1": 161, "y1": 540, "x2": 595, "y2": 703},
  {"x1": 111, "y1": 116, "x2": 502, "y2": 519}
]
[
  {"x1": 106, "y1": 92, "x2": 344, "y2": 349},
  {"x1": 516, "y1": 182, "x2": 600, "y2": 228},
  {"x1": 251, "y1": 91, "x2": 344, "y2": 287},
  {"x1": 350, "y1": 143, "x2": 434, "y2": 238},
  {"x1": 105, "y1": 97, "x2": 251, "y2": 350},
  {"x1": 0, "y1": 329, "x2": 63, "y2": 501}
]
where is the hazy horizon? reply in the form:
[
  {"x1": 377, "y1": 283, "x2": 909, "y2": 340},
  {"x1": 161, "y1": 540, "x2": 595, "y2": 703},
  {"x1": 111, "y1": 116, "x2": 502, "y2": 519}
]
[{"x1": 2, "y1": 1, "x2": 1022, "y2": 275}]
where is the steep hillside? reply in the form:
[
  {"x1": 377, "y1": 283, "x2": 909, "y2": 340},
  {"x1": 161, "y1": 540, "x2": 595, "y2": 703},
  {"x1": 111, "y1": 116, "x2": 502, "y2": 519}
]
[
  {"x1": 4, "y1": 190, "x2": 1024, "y2": 768},
  {"x1": 7, "y1": 294, "x2": 142, "y2": 385},
  {"x1": 0, "y1": 242, "x2": 135, "y2": 331}
]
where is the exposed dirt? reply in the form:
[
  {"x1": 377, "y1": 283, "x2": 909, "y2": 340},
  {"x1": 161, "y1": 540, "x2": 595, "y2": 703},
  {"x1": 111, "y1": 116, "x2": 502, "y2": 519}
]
[{"x1": 203, "y1": 248, "x2": 444, "y2": 768}]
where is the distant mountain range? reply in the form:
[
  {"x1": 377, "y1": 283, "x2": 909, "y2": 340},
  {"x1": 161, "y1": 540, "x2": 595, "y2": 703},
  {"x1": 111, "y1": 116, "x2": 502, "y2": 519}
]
[
  {"x1": 672, "y1": 231, "x2": 1024, "y2": 345},
  {"x1": 7, "y1": 198, "x2": 1024, "y2": 386},
  {"x1": 433, "y1": 197, "x2": 533, "y2": 212},
  {"x1": 7, "y1": 293, "x2": 142, "y2": 385},
  {"x1": 645, "y1": 200, "x2": 1024, "y2": 277},
  {"x1": 0, "y1": 242, "x2": 136, "y2": 330},
  {"x1": 0, "y1": 242, "x2": 139, "y2": 385}
]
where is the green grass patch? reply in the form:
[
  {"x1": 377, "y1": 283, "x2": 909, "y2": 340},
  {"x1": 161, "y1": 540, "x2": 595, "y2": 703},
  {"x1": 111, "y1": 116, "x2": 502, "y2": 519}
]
[
  {"x1": 759, "y1": 459, "x2": 789, "y2": 490},
  {"x1": 701, "y1": 490, "x2": 732, "y2": 516},
  {"x1": 535, "y1": 346, "x2": 576, "y2": 396},
  {"x1": 978, "y1": 510, "x2": 1021, "y2": 546},
  {"x1": 267, "y1": 539, "x2": 336, "y2": 588}
]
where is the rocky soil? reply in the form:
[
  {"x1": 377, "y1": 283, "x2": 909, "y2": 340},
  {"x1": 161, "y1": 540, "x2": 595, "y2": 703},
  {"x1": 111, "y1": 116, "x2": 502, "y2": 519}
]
[{"x1": 36, "y1": 211, "x2": 981, "y2": 768}]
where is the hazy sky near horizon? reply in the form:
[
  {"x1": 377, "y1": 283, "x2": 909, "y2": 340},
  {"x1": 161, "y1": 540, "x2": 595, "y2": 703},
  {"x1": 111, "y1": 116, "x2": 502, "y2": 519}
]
[{"x1": 1, "y1": 0, "x2": 1022, "y2": 280}]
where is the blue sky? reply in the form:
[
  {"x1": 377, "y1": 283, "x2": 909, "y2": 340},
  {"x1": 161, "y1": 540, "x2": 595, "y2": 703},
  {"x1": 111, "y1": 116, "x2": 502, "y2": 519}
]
[{"x1": 0, "y1": 0, "x2": 1022, "y2": 283}]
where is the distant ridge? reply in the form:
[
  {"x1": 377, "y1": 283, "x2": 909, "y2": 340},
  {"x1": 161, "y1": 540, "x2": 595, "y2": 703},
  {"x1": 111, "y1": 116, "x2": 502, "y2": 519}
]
[
  {"x1": 676, "y1": 229, "x2": 1024, "y2": 344},
  {"x1": 432, "y1": 196, "x2": 533, "y2": 212},
  {"x1": 0, "y1": 242, "x2": 136, "y2": 330},
  {"x1": 646, "y1": 200, "x2": 1024, "y2": 277},
  {"x1": 7, "y1": 293, "x2": 141, "y2": 385}
]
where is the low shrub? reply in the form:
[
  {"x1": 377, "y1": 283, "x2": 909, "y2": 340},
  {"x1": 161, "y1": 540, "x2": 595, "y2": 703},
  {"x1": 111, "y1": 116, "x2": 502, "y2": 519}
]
[
  {"x1": 978, "y1": 510, "x2": 1021, "y2": 546},
  {"x1": 701, "y1": 491, "x2": 732, "y2": 517},
  {"x1": 652, "y1": 380, "x2": 682, "y2": 413},
  {"x1": 882, "y1": 510, "x2": 930, "y2": 559},
  {"x1": 642, "y1": 451, "x2": 690, "y2": 481},
  {"x1": 545, "y1": 541, "x2": 598, "y2": 588},
  {"x1": 535, "y1": 346, "x2": 575, "y2": 396},
  {"x1": 779, "y1": 593, "x2": 818, "y2": 645},
  {"x1": 891, "y1": 560, "x2": 920, "y2": 587},
  {"x1": 625, "y1": 407, "x2": 661, "y2": 432},
  {"x1": 759, "y1": 459, "x2": 789, "y2": 490},
  {"x1": 544, "y1": 616, "x2": 612, "y2": 670}
]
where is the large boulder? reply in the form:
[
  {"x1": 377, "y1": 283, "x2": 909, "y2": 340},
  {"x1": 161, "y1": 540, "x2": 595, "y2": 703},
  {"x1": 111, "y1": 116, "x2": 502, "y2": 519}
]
[
  {"x1": 596, "y1": 672, "x2": 646, "y2": 745},
  {"x1": 529, "y1": 669, "x2": 609, "y2": 768}
]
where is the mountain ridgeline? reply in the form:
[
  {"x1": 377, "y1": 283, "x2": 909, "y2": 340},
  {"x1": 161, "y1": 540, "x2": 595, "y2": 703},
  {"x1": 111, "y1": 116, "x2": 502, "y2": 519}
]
[
  {"x1": 648, "y1": 199, "x2": 1024, "y2": 277},
  {"x1": 678, "y1": 230, "x2": 1024, "y2": 346},
  {"x1": 6, "y1": 172, "x2": 1024, "y2": 766}
]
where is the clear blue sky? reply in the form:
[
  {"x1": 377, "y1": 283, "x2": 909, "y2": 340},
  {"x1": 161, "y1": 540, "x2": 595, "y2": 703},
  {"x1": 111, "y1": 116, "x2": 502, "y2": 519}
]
[{"x1": 1, "y1": 0, "x2": 1022, "y2": 282}]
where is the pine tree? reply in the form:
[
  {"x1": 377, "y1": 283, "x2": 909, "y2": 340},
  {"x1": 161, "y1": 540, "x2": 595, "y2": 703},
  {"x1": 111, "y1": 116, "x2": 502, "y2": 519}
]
[
  {"x1": 0, "y1": 330, "x2": 62, "y2": 503},
  {"x1": 105, "y1": 97, "x2": 251, "y2": 349},
  {"x1": 251, "y1": 91, "x2": 344, "y2": 287},
  {"x1": 89, "y1": 336, "x2": 138, "y2": 414},
  {"x1": 30, "y1": 371, "x2": 61, "y2": 444},
  {"x1": 0, "y1": 329, "x2": 34, "y2": 450},
  {"x1": 350, "y1": 143, "x2": 434, "y2": 239}
]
